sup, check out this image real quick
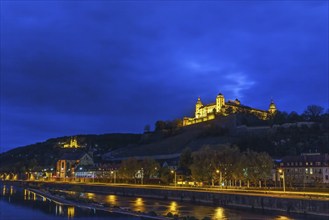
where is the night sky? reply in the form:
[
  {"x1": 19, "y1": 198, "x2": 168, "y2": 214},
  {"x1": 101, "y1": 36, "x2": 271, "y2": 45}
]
[{"x1": 1, "y1": 1, "x2": 328, "y2": 152}]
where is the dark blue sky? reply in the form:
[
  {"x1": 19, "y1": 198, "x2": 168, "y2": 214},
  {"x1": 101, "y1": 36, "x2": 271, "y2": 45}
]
[{"x1": 1, "y1": 1, "x2": 328, "y2": 152}]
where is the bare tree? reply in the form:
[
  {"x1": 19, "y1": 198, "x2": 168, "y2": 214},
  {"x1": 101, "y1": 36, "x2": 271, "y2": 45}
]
[{"x1": 303, "y1": 105, "x2": 324, "y2": 121}]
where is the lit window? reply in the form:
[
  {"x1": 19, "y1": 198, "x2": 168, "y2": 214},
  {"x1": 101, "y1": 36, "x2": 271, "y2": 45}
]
[
  {"x1": 310, "y1": 168, "x2": 313, "y2": 175},
  {"x1": 306, "y1": 162, "x2": 308, "y2": 166},
  {"x1": 305, "y1": 168, "x2": 308, "y2": 174}
]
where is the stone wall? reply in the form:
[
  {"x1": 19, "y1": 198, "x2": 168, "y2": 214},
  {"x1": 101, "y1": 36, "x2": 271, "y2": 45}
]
[{"x1": 14, "y1": 181, "x2": 329, "y2": 218}]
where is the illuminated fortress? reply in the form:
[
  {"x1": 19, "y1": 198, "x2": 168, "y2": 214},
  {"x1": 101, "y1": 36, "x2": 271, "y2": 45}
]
[{"x1": 183, "y1": 93, "x2": 277, "y2": 126}]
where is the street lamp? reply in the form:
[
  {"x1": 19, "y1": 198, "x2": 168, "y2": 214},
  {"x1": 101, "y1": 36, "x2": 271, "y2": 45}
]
[
  {"x1": 171, "y1": 170, "x2": 177, "y2": 187},
  {"x1": 278, "y1": 169, "x2": 285, "y2": 192},
  {"x1": 110, "y1": 170, "x2": 116, "y2": 183}
]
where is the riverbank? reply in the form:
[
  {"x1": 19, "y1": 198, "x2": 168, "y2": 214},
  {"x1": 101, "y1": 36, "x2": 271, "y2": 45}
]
[
  {"x1": 4, "y1": 180, "x2": 329, "y2": 219},
  {"x1": 27, "y1": 187, "x2": 169, "y2": 220}
]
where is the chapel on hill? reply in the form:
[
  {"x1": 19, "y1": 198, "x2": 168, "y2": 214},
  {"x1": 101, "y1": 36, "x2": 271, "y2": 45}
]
[{"x1": 183, "y1": 92, "x2": 277, "y2": 126}]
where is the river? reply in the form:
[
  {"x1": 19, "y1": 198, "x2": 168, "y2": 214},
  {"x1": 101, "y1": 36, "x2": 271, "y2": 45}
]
[{"x1": 0, "y1": 184, "x2": 304, "y2": 219}]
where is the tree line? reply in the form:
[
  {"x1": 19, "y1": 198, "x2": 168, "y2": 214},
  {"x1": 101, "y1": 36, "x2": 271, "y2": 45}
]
[{"x1": 116, "y1": 145, "x2": 274, "y2": 188}]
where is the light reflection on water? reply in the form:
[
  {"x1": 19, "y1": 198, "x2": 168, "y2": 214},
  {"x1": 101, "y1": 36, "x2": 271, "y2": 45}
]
[
  {"x1": 0, "y1": 184, "x2": 304, "y2": 220},
  {"x1": 166, "y1": 201, "x2": 179, "y2": 215},
  {"x1": 106, "y1": 195, "x2": 117, "y2": 206},
  {"x1": 68, "y1": 206, "x2": 75, "y2": 218},
  {"x1": 0, "y1": 185, "x2": 139, "y2": 220},
  {"x1": 133, "y1": 197, "x2": 145, "y2": 212},
  {"x1": 213, "y1": 207, "x2": 224, "y2": 219},
  {"x1": 275, "y1": 216, "x2": 293, "y2": 220}
]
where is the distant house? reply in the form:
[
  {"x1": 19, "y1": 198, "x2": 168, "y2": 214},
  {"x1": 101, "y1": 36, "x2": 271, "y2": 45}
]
[
  {"x1": 56, "y1": 152, "x2": 94, "y2": 178},
  {"x1": 280, "y1": 153, "x2": 329, "y2": 186}
]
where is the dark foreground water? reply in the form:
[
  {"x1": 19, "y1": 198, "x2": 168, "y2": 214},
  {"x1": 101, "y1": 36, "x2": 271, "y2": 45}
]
[{"x1": 0, "y1": 184, "x2": 308, "y2": 220}]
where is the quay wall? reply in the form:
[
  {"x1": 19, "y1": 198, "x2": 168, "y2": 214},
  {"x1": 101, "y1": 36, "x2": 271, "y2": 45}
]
[{"x1": 5, "y1": 181, "x2": 329, "y2": 218}]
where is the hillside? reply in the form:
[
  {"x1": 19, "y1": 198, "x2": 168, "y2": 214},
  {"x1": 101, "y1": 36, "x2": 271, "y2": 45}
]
[
  {"x1": 0, "y1": 133, "x2": 141, "y2": 172},
  {"x1": 0, "y1": 112, "x2": 328, "y2": 172}
]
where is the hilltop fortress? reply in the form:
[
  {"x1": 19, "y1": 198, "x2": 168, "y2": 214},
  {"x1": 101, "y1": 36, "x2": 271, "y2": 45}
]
[{"x1": 183, "y1": 92, "x2": 277, "y2": 126}]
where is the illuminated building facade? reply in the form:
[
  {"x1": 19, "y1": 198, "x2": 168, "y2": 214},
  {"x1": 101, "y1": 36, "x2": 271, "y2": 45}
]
[
  {"x1": 63, "y1": 137, "x2": 79, "y2": 148},
  {"x1": 183, "y1": 92, "x2": 277, "y2": 126},
  {"x1": 56, "y1": 152, "x2": 94, "y2": 178}
]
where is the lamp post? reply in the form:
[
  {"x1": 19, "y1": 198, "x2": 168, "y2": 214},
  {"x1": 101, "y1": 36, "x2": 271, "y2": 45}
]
[
  {"x1": 216, "y1": 169, "x2": 219, "y2": 187},
  {"x1": 141, "y1": 168, "x2": 144, "y2": 185},
  {"x1": 216, "y1": 169, "x2": 222, "y2": 188},
  {"x1": 171, "y1": 170, "x2": 177, "y2": 187},
  {"x1": 279, "y1": 169, "x2": 285, "y2": 192},
  {"x1": 111, "y1": 170, "x2": 116, "y2": 184}
]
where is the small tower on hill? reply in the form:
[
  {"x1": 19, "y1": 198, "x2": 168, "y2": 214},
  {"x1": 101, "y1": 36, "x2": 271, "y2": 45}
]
[{"x1": 268, "y1": 100, "x2": 277, "y2": 114}]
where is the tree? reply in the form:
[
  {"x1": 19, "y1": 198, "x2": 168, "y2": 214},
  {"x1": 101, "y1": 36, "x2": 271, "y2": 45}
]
[
  {"x1": 287, "y1": 111, "x2": 301, "y2": 123},
  {"x1": 271, "y1": 111, "x2": 288, "y2": 125},
  {"x1": 140, "y1": 158, "x2": 160, "y2": 180},
  {"x1": 216, "y1": 146, "x2": 240, "y2": 187},
  {"x1": 303, "y1": 105, "x2": 324, "y2": 121},
  {"x1": 241, "y1": 150, "x2": 259, "y2": 187},
  {"x1": 190, "y1": 146, "x2": 215, "y2": 183},
  {"x1": 144, "y1": 125, "x2": 151, "y2": 133},
  {"x1": 240, "y1": 150, "x2": 273, "y2": 188},
  {"x1": 179, "y1": 148, "x2": 193, "y2": 169},
  {"x1": 159, "y1": 167, "x2": 171, "y2": 184},
  {"x1": 155, "y1": 120, "x2": 166, "y2": 131},
  {"x1": 256, "y1": 152, "x2": 274, "y2": 187},
  {"x1": 119, "y1": 158, "x2": 140, "y2": 183}
]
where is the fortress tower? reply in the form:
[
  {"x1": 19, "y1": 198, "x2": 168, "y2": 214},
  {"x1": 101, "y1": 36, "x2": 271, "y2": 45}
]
[
  {"x1": 268, "y1": 100, "x2": 277, "y2": 114},
  {"x1": 195, "y1": 97, "x2": 203, "y2": 118},
  {"x1": 216, "y1": 93, "x2": 225, "y2": 113}
]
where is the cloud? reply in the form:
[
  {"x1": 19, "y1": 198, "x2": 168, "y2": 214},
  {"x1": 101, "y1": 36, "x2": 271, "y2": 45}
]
[
  {"x1": 223, "y1": 73, "x2": 256, "y2": 99},
  {"x1": 0, "y1": 1, "x2": 328, "y2": 151}
]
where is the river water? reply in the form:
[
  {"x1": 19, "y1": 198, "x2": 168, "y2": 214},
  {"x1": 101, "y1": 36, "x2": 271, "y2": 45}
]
[{"x1": 0, "y1": 184, "x2": 306, "y2": 220}]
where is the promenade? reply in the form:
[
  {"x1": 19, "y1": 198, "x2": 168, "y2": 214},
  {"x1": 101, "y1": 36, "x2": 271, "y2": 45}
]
[{"x1": 14, "y1": 180, "x2": 329, "y2": 218}]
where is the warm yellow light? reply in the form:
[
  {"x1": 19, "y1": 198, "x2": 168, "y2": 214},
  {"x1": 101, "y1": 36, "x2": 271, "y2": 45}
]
[
  {"x1": 67, "y1": 206, "x2": 75, "y2": 218},
  {"x1": 278, "y1": 169, "x2": 282, "y2": 173},
  {"x1": 133, "y1": 197, "x2": 145, "y2": 212},
  {"x1": 216, "y1": 170, "x2": 220, "y2": 173},
  {"x1": 275, "y1": 216, "x2": 292, "y2": 220},
  {"x1": 10, "y1": 186, "x2": 13, "y2": 195},
  {"x1": 169, "y1": 201, "x2": 178, "y2": 214},
  {"x1": 106, "y1": 195, "x2": 117, "y2": 206},
  {"x1": 86, "y1": 193, "x2": 95, "y2": 200},
  {"x1": 214, "y1": 207, "x2": 224, "y2": 219}
]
